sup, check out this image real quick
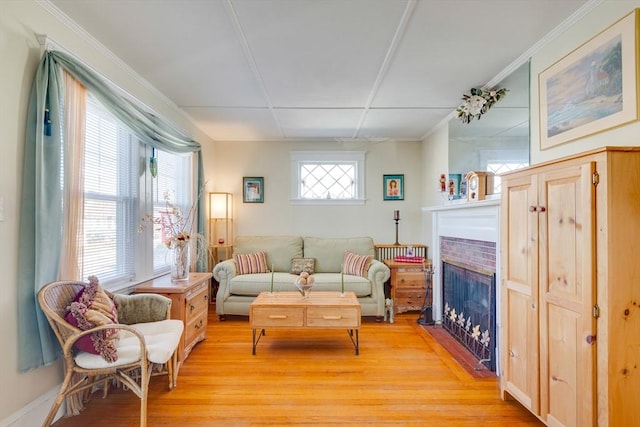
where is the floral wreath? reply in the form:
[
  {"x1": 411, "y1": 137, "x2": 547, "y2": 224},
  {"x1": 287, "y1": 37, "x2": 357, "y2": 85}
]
[{"x1": 456, "y1": 87, "x2": 508, "y2": 124}]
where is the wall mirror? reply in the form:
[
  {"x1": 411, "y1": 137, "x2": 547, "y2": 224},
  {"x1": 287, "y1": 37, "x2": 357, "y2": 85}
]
[{"x1": 448, "y1": 61, "x2": 530, "y2": 194}]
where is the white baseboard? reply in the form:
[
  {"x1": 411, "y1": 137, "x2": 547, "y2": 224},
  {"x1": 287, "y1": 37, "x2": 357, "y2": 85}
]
[{"x1": 0, "y1": 385, "x2": 62, "y2": 427}]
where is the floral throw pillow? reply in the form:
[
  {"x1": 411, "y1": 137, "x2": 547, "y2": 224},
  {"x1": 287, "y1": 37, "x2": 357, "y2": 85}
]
[
  {"x1": 291, "y1": 258, "x2": 315, "y2": 275},
  {"x1": 65, "y1": 275, "x2": 120, "y2": 362},
  {"x1": 234, "y1": 252, "x2": 270, "y2": 275},
  {"x1": 343, "y1": 251, "x2": 372, "y2": 278}
]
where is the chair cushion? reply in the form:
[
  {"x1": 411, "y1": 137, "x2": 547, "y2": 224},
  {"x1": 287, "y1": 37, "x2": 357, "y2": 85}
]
[
  {"x1": 74, "y1": 319, "x2": 184, "y2": 369},
  {"x1": 343, "y1": 251, "x2": 372, "y2": 278},
  {"x1": 65, "y1": 276, "x2": 119, "y2": 362},
  {"x1": 234, "y1": 252, "x2": 270, "y2": 275}
]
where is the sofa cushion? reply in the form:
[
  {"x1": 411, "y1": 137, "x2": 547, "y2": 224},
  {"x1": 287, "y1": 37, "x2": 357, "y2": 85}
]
[
  {"x1": 343, "y1": 251, "x2": 372, "y2": 277},
  {"x1": 290, "y1": 258, "x2": 315, "y2": 275},
  {"x1": 303, "y1": 236, "x2": 375, "y2": 273},
  {"x1": 229, "y1": 272, "x2": 371, "y2": 297},
  {"x1": 234, "y1": 252, "x2": 270, "y2": 275},
  {"x1": 234, "y1": 235, "x2": 303, "y2": 272}
]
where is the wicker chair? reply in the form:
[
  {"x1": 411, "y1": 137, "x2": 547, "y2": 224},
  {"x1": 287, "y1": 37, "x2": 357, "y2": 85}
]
[{"x1": 37, "y1": 280, "x2": 184, "y2": 427}]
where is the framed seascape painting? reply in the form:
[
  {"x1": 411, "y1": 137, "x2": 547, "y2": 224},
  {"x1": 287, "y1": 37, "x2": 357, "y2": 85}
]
[
  {"x1": 243, "y1": 177, "x2": 264, "y2": 203},
  {"x1": 539, "y1": 9, "x2": 639, "y2": 150},
  {"x1": 383, "y1": 174, "x2": 404, "y2": 201}
]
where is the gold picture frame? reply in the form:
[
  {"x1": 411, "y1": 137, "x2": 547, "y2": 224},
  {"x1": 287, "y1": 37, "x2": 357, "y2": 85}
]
[{"x1": 539, "y1": 9, "x2": 639, "y2": 150}]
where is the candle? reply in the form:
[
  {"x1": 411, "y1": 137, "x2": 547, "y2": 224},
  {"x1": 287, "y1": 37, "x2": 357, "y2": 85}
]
[
  {"x1": 394, "y1": 210, "x2": 400, "y2": 220},
  {"x1": 341, "y1": 264, "x2": 344, "y2": 294},
  {"x1": 270, "y1": 264, "x2": 274, "y2": 293}
]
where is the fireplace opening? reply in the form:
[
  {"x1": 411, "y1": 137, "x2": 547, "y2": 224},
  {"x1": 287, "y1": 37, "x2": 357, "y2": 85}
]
[{"x1": 441, "y1": 261, "x2": 496, "y2": 371}]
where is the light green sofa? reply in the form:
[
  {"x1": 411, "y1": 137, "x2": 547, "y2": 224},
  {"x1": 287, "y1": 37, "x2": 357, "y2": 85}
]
[{"x1": 213, "y1": 235, "x2": 390, "y2": 321}]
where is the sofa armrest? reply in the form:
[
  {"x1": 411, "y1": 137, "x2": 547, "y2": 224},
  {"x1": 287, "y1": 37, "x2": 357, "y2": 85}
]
[
  {"x1": 368, "y1": 259, "x2": 390, "y2": 302},
  {"x1": 213, "y1": 259, "x2": 237, "y2": 305},
  {"x1": 112, "y1": 293, "x2": 171, "y2": 324}
]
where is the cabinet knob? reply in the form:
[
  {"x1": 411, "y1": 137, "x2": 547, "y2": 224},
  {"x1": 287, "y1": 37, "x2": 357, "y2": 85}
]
[
  {"x1": 586, "y1": 335, "x2": 596, "y2": 344},
  {"x1": 538, "y1": 206, "x2": 546, "y2": 212},
  {"x1": 509, "y1": 349, "x2": 515, "y2": 357},
  {"x1": 529, "y1": 206, "x2": 537, "y2": 212}
]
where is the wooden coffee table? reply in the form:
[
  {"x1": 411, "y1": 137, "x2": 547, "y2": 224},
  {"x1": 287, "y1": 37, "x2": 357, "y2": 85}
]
[{"x1": 250, "y1": 291, "x2": 361, "y2": 355}]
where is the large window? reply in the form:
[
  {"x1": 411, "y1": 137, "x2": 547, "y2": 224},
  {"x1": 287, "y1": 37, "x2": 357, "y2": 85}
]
[
  {"x1": 290, "y1": 151, "x2": 365, "y2": 204},
  {"x1": 82, "y1": 94, "x2": 193, "y2": 288}
]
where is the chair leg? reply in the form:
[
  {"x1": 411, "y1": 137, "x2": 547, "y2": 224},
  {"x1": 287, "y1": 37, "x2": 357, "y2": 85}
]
[{"x1": 139, "y1": 365, "x2": 151, "y2": 427}]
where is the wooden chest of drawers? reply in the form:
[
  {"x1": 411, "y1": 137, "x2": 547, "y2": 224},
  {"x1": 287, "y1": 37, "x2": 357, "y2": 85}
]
[
  {"x1": 384, "y1": 259, "x2": 431, "y2": 314},
  {"x1": 133, "y1": 272, "x2": 212, "y2": 363}
]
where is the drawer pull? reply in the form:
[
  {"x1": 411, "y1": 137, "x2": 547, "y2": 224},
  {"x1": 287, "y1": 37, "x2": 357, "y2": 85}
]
[
  {"x1": 190, "y1": 304, "x2": 195, "y2": 312},
  {"x1": 268, "y1": 315, "x2": 287, "y2": 319},
  {"x1": 194, "y1": 319, "x2": 204, "y2": 329},
  {"x1": 323, "y1": 316, "x2": 342, "y2": 320}
]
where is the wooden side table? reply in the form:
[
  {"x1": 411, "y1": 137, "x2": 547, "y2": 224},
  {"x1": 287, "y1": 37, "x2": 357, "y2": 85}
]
[
  {"x1": 383, "y1": 259, "x2": 432, "y2": 314},
  {"x1": 133, "y1": 272, "x2": 212, "y2": 363}
]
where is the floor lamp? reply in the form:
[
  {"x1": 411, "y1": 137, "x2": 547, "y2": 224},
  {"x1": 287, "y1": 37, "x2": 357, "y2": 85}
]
[{"x1": 209, "y1": 192, "x2": 233, "y2": 268}]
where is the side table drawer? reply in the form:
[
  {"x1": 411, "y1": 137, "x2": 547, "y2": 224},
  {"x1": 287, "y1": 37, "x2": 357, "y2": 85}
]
[
  {"x1": 185, "y1": 309, "x2": 207, "y2": 345},
  {"x1": 186, "y1": 285, "x2": 209, "y2": 321},
  {"x1": 307, "y1": 307, "x2": 359, "y2": 328},
  {"x1": 395, "y1": 289, "x2": 425, "y2": 313},
  {"x1": 252, "y1": 307, "x2": 304, "y2": 327},
  {"x1": 396, "y1": 271, "x2": 426, "y2": 288}
]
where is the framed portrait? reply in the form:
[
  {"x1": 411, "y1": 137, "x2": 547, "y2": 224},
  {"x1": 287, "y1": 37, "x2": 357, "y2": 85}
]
[
  {"x1": 383, "y1": 174, "x2": 404, "y2": 201},
  {"x1": 243, "y1": 177, "x2": 264, "y2": 203},
  {"x1": 539, "y1": 9, "x2": 639, "y2": 150}
]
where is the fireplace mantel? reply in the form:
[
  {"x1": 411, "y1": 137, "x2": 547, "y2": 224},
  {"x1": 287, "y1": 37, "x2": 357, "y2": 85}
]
[{"x1": 422, "y1": 198, "x2": 500, "y2": 323}]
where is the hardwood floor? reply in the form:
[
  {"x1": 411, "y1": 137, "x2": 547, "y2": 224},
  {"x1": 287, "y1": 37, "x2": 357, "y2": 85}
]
[{"x1": 52, "y1": 304, "x2": 541, "y2": 426}]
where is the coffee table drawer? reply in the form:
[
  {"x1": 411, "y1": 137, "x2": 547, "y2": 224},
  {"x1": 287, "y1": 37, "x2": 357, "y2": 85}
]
[
  {"x1": 307, "y1": 307, "x2": 359, "y2": 328},
  {"x1": 251, "y1": 307, "x2": 304, "y2": 327}
]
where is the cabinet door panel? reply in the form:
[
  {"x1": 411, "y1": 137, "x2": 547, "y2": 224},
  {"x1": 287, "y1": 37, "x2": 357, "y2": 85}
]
[
  {"x1": 539, "y1": 164, "x2": 595, "y2": 427},
  {"x1": 501, "y1": 174, "x2": 539, "y2": 413}
]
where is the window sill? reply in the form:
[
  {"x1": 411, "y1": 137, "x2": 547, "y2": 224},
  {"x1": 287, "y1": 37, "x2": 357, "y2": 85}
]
[{"x1": 290, "y1": 198, "x2": 366, "y2": 206}]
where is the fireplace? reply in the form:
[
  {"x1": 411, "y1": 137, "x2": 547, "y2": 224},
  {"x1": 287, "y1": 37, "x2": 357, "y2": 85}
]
[
  {"x1": 423, "y1": 198, "x2": 500, "y2": 371},
  {"x1": 441, "y1": 261, "x2": 496, "y2": 371}
]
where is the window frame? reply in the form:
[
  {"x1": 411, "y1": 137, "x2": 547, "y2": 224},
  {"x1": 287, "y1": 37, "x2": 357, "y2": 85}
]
[{"x1": 289, "y1": 151, "x2": 366, "y2": 205}]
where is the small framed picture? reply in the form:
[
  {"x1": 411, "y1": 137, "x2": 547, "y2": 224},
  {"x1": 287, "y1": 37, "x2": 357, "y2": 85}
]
[
  {"x1": 243, "y1": 177, "x2": 264, "y2": 203},
  {"x1": 383, "y1": 174, "x2": 404, "y2": 201}
]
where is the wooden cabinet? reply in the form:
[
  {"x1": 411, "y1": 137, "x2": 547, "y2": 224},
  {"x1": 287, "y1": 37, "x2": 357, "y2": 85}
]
[
  {"x1": 133, "y1": 272, "x2": 212, "y2": 364},
  {"x1": 384, "y1": 259, "x2": 431, "y2": 314},
  {"x1": 500, "y1": 147, "x2": 640, "y2": 427}
]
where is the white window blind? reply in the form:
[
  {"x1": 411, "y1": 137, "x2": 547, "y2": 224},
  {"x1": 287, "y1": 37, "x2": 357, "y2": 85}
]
[
  {"x1": 151, "y1": 149, "x2": 191, "y2": 272},
  {"x1": 76, "y1": 93, "x2": 195, "y2": 289},
  {"x1": 83, "y1": 94, "x2": 138, "y2": 283}
]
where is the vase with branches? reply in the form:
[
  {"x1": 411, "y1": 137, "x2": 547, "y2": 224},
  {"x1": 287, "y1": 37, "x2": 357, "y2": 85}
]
[{"x1": 140, "y1": 189, "x2": 207, "y2": 281}]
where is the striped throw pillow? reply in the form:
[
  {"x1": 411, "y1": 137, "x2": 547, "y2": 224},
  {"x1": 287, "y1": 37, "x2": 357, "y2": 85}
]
[
  {"x1": 234, "y1": 252, "x2": 270, "y2": 275},
  {"x1": 343, "y1": 251, "x2": 372, "y2": 278}
]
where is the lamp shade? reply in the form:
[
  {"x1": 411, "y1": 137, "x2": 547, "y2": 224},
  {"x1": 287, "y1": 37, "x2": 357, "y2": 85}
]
[{"x1": 210, "y1": 192, "x2": 233, "y2": 219}]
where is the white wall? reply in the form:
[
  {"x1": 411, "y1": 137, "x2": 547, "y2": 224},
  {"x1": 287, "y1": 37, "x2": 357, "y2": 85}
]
[
  {"x1": 0, "y1": 1, "x2": 215, "y2": 425},
  {"x1": 209, "y1": 139, "x2": 425, "y2": 245},
  {"x1": 420, "y1": 122, "x2": 450, "y2": 248},
  {"x1": 531, "y1": 0, "x2": 640, "y2": 164}
]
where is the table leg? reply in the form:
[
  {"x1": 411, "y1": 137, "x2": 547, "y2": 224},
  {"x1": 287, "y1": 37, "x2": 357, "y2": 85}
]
[{"x1": 252, "y1": 328, "x2": 265, "y2": 355}]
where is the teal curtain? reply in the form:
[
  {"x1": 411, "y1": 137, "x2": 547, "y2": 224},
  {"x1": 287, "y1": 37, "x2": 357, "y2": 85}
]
[{"x1": 18, "y1": 50, "x2": 205, "y2": 372}]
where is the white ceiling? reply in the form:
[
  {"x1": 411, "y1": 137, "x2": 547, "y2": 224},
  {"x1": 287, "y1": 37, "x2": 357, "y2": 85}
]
[{"x1": 48, "y1": 0, "x2": 593, "y2": 143}]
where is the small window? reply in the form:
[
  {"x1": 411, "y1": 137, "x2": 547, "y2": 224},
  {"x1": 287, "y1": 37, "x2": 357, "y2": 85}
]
[{"x1": 290, "y1": 151, "x2": 365, "y2": 204}]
